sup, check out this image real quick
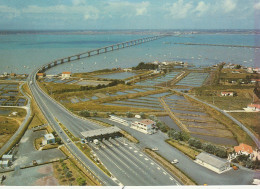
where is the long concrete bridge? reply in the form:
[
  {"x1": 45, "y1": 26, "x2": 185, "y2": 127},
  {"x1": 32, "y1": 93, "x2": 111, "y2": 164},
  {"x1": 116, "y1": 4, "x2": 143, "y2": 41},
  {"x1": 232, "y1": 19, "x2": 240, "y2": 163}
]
[{"x1": 38, "y1": 35, "x2": 168, "y2": 73}]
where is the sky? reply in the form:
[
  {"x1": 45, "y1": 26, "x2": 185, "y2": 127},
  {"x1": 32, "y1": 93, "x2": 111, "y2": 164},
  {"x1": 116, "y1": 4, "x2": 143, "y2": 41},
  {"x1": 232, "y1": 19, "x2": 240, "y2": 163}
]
[{"x1": 0, "y1": 0, "x2": 260, "y2": 30}]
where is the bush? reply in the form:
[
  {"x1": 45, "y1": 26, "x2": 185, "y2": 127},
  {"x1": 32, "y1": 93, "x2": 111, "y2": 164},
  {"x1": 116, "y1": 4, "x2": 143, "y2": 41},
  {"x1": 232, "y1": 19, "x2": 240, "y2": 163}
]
[
  {"x1": 215, "y1": 147, "x2": 227, "y2": 158},
  {"x1": 55, "y1": 137, "x2": 62, "y2": 144},
  {"x1": 188, "y1": 138, "x2": 202, "y2": 149},
  {"x1": 126, "y1": 112, "x2": 133, "y2": 118},
  {"x1": 80, "y1": 110, "x2": 90, "y2": 117},
  {"x1": 76, "y1": 177, "x2": 86, "y2": 186}
]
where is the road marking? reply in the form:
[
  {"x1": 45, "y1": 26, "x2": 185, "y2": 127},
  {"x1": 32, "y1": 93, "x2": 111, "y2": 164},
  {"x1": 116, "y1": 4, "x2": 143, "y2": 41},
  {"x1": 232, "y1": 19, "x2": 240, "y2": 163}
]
[
  {"x1": 134, "y1": 150, "x2": 138, "y2": 153},
  {"x1": 163, "y1": 172, "x2": 167, "y2": 175},
  {"x1": 144, "y1": 158, "x2": 149, "y2": 161},
  {"x1": 129, "y1": 147, "x2": 133, "y2": 149},
  {"x1": 170, "y1": 177, "x2": 174, "y2": 180},
  {"x1": 157, "y1": 167, "x2": 161, "y2": 170},
  {"x1": 139, "y1": 154, "x2": 143, "y2": 157},
  {"x1": 151, "y1": 162, "x2": 154, "y2": 165}
]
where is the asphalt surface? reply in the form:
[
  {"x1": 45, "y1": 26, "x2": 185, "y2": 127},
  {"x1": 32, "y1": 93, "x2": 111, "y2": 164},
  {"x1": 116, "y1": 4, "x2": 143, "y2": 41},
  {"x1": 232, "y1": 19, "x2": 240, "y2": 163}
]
[
  {"x1": 13, "y1": 130, "x2": 66, "y2": 167},
  {"x1": 88, "y1": 137, "x2": 180, "y2": 186},
  {"x1": 97, "y1": 117, "x2": 257, "y2": 185},
  {"x1": 28, "y1": 71, "x2": 117, "y2": 186}
]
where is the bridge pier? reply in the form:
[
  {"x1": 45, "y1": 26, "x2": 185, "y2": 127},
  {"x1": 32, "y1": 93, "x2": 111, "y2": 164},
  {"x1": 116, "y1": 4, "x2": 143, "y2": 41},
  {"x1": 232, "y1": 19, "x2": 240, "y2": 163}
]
[
  {"x1": 68, "y1": 57, "x2": 71, "y2": 62},
  {"x1": 77, "y1": 55, "x2": 80, "y2": 59},
  {"x1": 88, "y1": 52, "x2": 90, "y2": 57},
  {"x1": 105, "y1": 48, "x2": 107, "y2": 53},
  {"x1": 54, "y1": 61, "x2": 57, "y2": 66},
  {"x1": 60, "y1": 59, "x2": 64, "y2": 64},
  {"x1": 97, "y1": 49, "x2": 100, "y2": 55}
]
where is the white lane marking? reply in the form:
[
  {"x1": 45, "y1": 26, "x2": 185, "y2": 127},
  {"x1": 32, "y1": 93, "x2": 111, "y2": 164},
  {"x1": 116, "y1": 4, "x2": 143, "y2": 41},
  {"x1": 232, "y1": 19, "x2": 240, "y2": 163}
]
[
  {"x1": 139, "y1": 154, "x2": 143, "y2": 157},
  {"x1": 163, "y1": 172, "x2": 167, "y2": 175},
  {"x1": 129, "y1": 147, "x2": 133, "y2": 149},
  {"x1": 151, "y1": 162, "x2": 154, "y2": 165},
  {"x1": 144, "y1": 158, "x2": 149, "y2": 161},
  {"x1": 170, "y1": 177, "x2": 174, "y2": 180},
  {"x1": 134, "y1": 150, "x2": 138, "y2": 153},
  {"x1": 157, "y1": 167, "x2": 160, "y2": 170}
]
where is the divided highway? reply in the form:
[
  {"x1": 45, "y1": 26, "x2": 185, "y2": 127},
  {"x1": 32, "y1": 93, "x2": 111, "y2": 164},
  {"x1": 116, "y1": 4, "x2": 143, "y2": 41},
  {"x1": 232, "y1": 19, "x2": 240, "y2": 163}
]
[{"x1": 28, "y1": 70, "x2": 117, "y2": 186}]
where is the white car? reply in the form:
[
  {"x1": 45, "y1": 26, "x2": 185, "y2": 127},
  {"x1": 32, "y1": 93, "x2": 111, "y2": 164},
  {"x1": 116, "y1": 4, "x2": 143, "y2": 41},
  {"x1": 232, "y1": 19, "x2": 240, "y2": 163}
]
[
  {"x1": 67, "y1": 139, "x2": 70, "y2": 143},
  {"x1": 171, "y1": 159, "x2": 179, "y2": 164}
]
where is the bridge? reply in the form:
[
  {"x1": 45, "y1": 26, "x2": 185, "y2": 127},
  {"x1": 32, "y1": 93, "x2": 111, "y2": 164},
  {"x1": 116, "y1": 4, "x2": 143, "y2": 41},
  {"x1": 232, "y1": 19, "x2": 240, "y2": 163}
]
[{"x1": 38, "y1": 35, "x2": 168, "y2": 73}]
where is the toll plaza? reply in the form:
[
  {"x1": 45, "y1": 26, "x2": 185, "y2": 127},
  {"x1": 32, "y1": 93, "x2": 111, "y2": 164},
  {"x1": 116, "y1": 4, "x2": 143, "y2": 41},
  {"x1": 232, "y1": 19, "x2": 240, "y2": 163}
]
[{"x1": 80, "y1": 126, "x2": 122, "y2": 142}]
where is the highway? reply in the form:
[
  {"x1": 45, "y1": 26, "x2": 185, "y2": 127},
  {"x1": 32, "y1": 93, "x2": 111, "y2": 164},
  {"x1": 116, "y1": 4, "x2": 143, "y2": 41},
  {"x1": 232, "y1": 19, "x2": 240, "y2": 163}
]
[
  {"x1": 89, "y1": 137, "x2": 180, "y2": 186},
  {"x1": 28, "y1": 69, "x2": 181, "y2": 185},
  {"x1": 28, "y1": 70, "x2": 117, "y2": 186}
]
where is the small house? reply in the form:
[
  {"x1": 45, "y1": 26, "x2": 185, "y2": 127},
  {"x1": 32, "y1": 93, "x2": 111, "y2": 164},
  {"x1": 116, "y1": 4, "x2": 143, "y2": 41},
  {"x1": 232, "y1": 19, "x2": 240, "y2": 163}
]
[
  {"x1": 195, "y1": 152, "x2": 231, "y2": 174},
  {"x1": 234, "y1": 143, "x2": 253, "y2": 156},
  {"x1": 0, "y1": 160, "x2": 10, "y2": 168},
  {"x1": 61, "y1": 72, "x2": 71, "y2": 79},
  {"x1": 36, "y1": 72, "x2": 46, "y2": 79},
  {"x1": 44, "y1": 133, "x2": 55, "y2": 144},
  {"x1": 221, "y1": 92, "x2": 234, "y2": 97},
  {"x1": 245, "y1": 104, "x2": 260, "y2": 112}
]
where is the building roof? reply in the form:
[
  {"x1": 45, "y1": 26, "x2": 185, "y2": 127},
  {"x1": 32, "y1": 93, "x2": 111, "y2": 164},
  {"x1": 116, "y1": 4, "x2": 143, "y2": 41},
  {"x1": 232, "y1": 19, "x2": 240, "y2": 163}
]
[
  {"x1": 221, "y1": 92, "x2": 233, "y2": 94},
  {"x1": 37, "y1": 73, "x2": 45, "y2": 76},
  {"x1": 140, "y1": 119, "x2": 155, "y2": 125},
  {"x1": 2, "y1": 155, "x2": 13, "y2": 158},
  {"x1": 248, "y1": 104, "x2": 260, "y2": 109},
  {"x1": 62, "y1": 72, "x2": 71, "y2": 74},
  {"x1": 0, "y1": 160, "x2": 9, "y2": 165},
  {"x1": 234, "y1": 143, "x2": 253, "y2": 154},
  {"x1": 44, "y1": 133, "x2": 55, "y2": 140},
  {"x1": 196, "y1": 152, "x2": 229, "y2": 169},
  {"x1": 81, "y1": 126, "x2": 121, "y2": 138}
]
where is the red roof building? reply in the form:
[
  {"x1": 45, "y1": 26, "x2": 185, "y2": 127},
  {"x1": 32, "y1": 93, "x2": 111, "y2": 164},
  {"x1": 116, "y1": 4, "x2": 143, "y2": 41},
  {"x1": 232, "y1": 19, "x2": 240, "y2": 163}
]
[
  {"x1": 234, "y1": 143, "x2": 253, "y2": 155},
  {"x1": 221, "y1": 92, "x2": 234, "y2": 96}
]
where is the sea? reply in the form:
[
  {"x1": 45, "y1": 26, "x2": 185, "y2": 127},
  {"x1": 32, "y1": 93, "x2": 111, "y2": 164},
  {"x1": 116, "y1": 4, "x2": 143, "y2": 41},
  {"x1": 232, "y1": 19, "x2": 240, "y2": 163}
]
[{"x1": 0, "y1": 30, "x2": 259, "y2": 75}]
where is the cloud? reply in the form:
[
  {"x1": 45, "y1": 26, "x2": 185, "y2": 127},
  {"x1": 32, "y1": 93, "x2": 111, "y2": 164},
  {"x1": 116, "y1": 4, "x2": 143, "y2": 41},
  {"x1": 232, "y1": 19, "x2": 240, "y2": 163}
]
[
  {"x1": 167, "y1": 0, "x2": 193, "y2": 19},
  {"x1": 136, "y1": 2, "x2": 150, "y2": 16},
  {"x1": 194, "y1": 1, "x2": 209, "y2": 16},
  {"x1": 254, "y1": 2, "x2": 260, "y2": 10},
  {"x1": 223, "y1": 0, "x2": 236, "y2": 13}
]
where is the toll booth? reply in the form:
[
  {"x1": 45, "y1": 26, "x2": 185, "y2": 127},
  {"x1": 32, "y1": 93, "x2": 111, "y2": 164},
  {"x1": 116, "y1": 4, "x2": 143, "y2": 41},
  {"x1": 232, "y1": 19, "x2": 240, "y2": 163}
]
[{"x1": 80, "y1": 126, "x2": 122, "y2": 142}]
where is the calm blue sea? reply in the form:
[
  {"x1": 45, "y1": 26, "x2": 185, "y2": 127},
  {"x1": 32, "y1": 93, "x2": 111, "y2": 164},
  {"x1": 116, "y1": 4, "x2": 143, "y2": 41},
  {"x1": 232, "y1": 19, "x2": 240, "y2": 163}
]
[{"x1": 0, "y1": 32, "x2": 259, "y2": 74}]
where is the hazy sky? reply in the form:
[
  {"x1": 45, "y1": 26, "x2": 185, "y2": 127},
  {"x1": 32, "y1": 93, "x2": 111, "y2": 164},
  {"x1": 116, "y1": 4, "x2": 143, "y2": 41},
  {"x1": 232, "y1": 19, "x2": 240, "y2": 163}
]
[{"x1": 0, "y1": 0, "x2": 260, "y2": 30}]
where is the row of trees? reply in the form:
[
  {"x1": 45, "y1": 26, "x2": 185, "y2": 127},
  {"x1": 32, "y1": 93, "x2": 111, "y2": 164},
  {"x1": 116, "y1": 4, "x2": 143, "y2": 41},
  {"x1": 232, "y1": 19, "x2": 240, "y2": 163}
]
[
  {"x1": 51, "y1": 79, "x2": 125, "y2": 94},
  {"x1": 167, "y1": 129, "x2": 227, "y2": 158},
  {"x1": 132, "y1": 62, "x2": 158, "y2": 70}
]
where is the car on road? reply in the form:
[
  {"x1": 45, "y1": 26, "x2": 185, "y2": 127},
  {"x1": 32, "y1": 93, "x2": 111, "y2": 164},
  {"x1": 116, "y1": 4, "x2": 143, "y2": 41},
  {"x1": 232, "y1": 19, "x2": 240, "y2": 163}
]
[
  {"x1": 67, "y1": 139, "x2": 70, "y2": 143},
  {"x1": 171, "y1": 159, "x2": 179, "y2": 164}
]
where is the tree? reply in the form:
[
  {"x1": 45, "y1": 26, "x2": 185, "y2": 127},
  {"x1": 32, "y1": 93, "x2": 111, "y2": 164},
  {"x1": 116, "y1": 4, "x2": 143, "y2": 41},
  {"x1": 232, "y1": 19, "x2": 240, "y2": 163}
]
[
  {"x1": 167, "y1": 128, "x2": 176, "y2": 138},
  {"x1": 55, "y1": 137, "x2": 62, "y2": 144},
  {"x1": 188, "y1": 138, "x2": 202, "y2": 149},
  {"x1": 140, "y1": 112, "x2": 146, "y2": 119},
  {"x1": 93, "y1": 111, "x2": 98, "y2": 117},
  {"x1": 202, "y1": 143, "x2": 216, "y2": 154},
  {"x1": 126, "y1": 112, "x2": 133, "y2": 118},
  {"x1": 215, "y1": 147, "x2": 227, "y2": 158},
  {"x1": 172, "y1": 132, "x2": 181, "y2": 140},
  {"x1": 76, "y1": 177, "x2": 86, "y2": 186}
]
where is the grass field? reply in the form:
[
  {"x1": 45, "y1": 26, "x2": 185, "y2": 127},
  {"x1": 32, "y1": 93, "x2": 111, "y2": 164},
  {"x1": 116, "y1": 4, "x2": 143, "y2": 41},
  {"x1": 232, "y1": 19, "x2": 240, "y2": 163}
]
[
  {"x1": 0, "y1": 116, "x2": 19, "y2": 148},
  {"x1": 230, "y1": 112, "x2": 260, "y2": 138},
  {"x1": 166, "y1": 139, "x2": 200, "y2": 160}
]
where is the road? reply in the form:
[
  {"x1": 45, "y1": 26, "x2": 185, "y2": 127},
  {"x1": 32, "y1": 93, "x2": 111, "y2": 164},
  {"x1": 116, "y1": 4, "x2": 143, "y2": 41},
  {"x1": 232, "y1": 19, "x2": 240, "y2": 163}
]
[
  {"x1": 97, "y1": 117, "x2": 257, "y2": 185},
  {"x1": 0, "y1": 83, "x2": 32, "y2": 157},
  {"x1": 28, "y1": 71, "x2": 117, "y2": 186},
  {"x1": 88, "y1": 137, "x2": 180, "y2": 186}
]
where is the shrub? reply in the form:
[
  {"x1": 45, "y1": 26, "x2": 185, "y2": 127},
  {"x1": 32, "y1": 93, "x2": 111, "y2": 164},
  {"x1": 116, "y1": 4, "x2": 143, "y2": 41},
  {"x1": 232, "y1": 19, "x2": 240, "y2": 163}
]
[
  {"x1": 80, "y1": 110, "x2": 90, "y2": 117},
  {"x1": 202, "y1": 143, "x2": 216, "y2": 154},
  {"x1": 76, "y1": 177, "x2": 86, "y2": 186}
]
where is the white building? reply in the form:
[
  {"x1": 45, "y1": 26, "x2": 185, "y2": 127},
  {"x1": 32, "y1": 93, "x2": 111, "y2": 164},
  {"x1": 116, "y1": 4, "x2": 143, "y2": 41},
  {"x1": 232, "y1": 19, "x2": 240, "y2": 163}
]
[
  {"x1": 44, "y1": 133, "x2": 55, "y2": 144},
  {"x1": 2, "y1": 154, "x2": 14, "y2": 161},
  {"x1": 244, "y1": 104, "x2": 260, "y2": 112},
  {"x1": 61, "y1": 72, "x2": 71, "y2": 79},
  {"x1": 0, "y1": 160, "x2": 10, "y2": 168},
  {"x1": 109, "y1": 115, "x2": 130, "y2": 126},
  {"x1": 131, "y1": 119, "x2": 156, "y2": 134},
  {"x1": 195, "y1": 152, "x2": 231, "y2": 174}
]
